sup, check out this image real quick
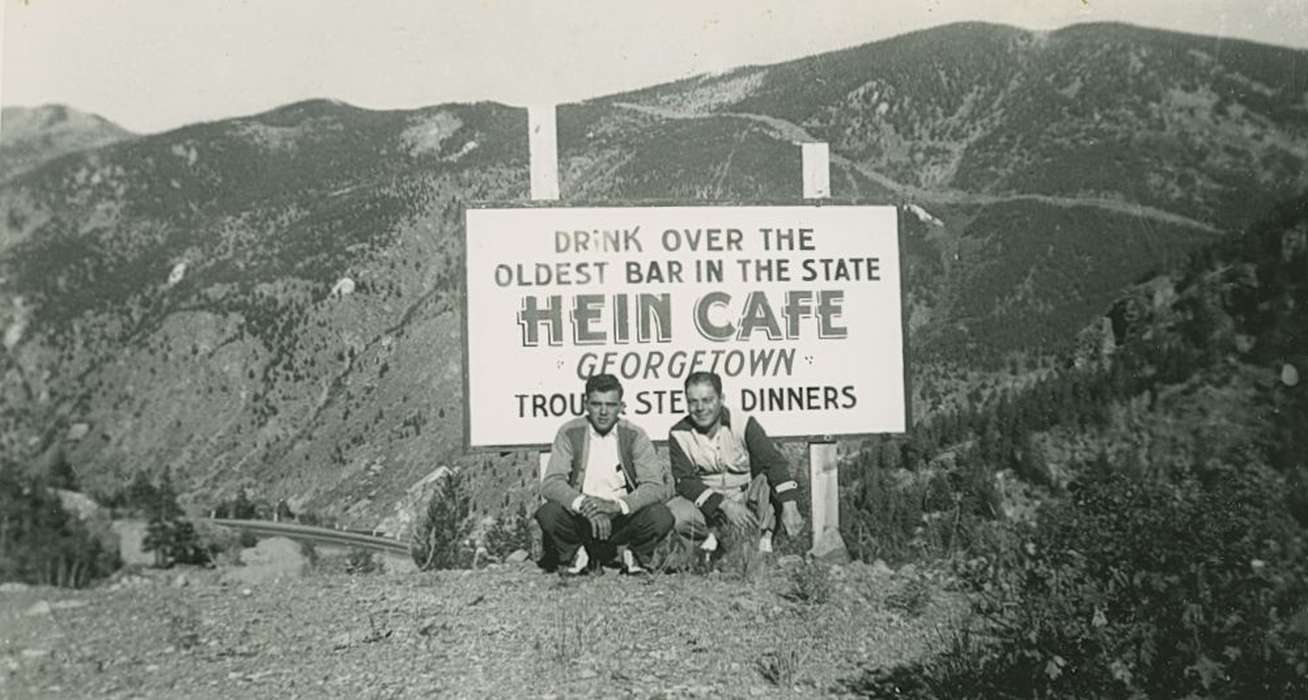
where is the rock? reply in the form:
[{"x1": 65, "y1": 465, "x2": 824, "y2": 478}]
[
  {"x1": 173, "y1": 574, "x2": 189, "y2": 588},
  {"x1": 0, "y1": 582, "x2": 30, "y2": 593},
  {"x1": 809, "y1": 528, "x2": 850, "y2": 564},
  {"x1": 50, "y1": 599, "x2": 87, "y2": 610},
  {"x1": 111, "y1": 520, "x2": 154, "y2": 566},
  {"x1": 331, "y1": 277, "x2": 356, "y2": 297},
  {"x1": 220, "y1": 536, "x2": 309, "y2": 586},
  {"x1": 25, "y1": 600, "x2": 51, "y2": 616},
  {"x1": 379, "y1": 553, "x2": 418, "y2": 575},
  {"x1": 897, "y1": 563, "x2": 918, "y2": 579},
  {"x1": 331, "y1": 631, "x2": 359, "y2": 650},
  {"x1": 505, "y1": 549, "x2": 530, "y2": 563},
  {"x1": 871, "y1": 559, "x2": 892, "y2": 576},
  {"x1": 776, "y1": 554, "x2": 803, "y2": 568},
  {"x1": 240, "y1": 588, "x2": 253, "y2": 597},
  {"x1": 20, "y1": 648, "x2": 49, "y2": 659},
  {"x1": 1283, "y1": 363, "x2": 1300, "y2": 387},
  {"x1": 730, "y1": 598, "x2": 763, "y2": 614},
  {"x1": 375, "y1": 466, "x2": 453, "y2": 540}
]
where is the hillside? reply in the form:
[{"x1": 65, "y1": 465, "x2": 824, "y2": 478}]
[
  {"x1": 0, "y1": 105, "x2": 134, "y2": 185},
  {"x1": 1, "y1": 22, "x2": 1306, "y2": 527}
]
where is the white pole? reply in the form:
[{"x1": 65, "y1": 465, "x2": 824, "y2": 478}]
[
  {"x1": 808, "y1": 440, "x2": 848, "y2": 562},
  {"x1": 528, "y1": 105, "x2": 560, "y2": 201},
  {"x1": 529, "y1": 105, "x2": 559, "y2": 491},
  {"x1": 801, "y1": 141, "x2": 847, "y2": 561},
  {"x1": 801, "y1": 142, "x2": 830, "y2": 200}
]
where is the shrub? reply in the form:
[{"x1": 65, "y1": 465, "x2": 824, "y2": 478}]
[
  {"x1": 842, "y1": 449, "x2": 1003, "y2": 566},
  {"x1": 346, "y1": 547, "x2": 377, "y2": 574},
  {"x1": 717, "y1": 523, "x2": 768, "y2": 583},
  {"x1": 885, "y1": 572, "x2": 934, "y2": 618},
  {"x1": 783, "y1": 559, "x2": 832, "y2": 605},
  {"x1": 410, "y1": 468, "x2": 474, "y2": 570},
  {"x1": 850, "y1": 465, "x2": 1308, "y2": 698},
  {"x1": 483, "y1": 502, "x2": 532, "y2": 560},
  {"x1": 757, "y1": 647, "x2": 807, "y2": 687}
]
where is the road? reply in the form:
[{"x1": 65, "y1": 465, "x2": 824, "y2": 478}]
[
  {"x1": 205, "y1": 518, "x2": 410, "y2": 555},
  {"x1": 612, "y1": 102, "x2": 1223, "y2": 235}
]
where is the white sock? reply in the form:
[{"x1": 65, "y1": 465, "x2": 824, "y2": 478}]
[{"x1": 566, "y1": 546, "x2": 589, "y2": 573}]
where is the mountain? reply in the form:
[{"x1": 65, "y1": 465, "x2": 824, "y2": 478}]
[
  {"x1": 1, "y1": 22, "x2": 1305, "y2": 527},
  {"x1": 1, "y1": 105, "x2": 135, "y2": 183}
]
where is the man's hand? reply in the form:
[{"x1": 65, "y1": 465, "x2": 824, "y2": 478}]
[
  {"x1": 780, "y1": 501, "x2": 805, "y2": 538},
  {"x1": 587, "y1": 512, "x2": 612, "y2": 540},
  {"x1": 579, "y1": 496, "x2": 622, "y2": 518},
  {"x1": 720, "y1": 499, "x2": 759, "y2": 531}
]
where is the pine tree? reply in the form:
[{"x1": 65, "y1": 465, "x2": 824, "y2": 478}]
[{"x1": 126, "y1": 469, "x2": 158, "y2": 517}]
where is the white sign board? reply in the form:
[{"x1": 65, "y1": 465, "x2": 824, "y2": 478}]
[{"x1": 463, "y1": 205, "x2": 905, "y2": 448}]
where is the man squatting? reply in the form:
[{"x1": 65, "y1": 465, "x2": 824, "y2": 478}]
[
  {"x1": 535, "y1": 371, "x2": 804, "y2": 573},
  {"x1": 666, "y1": 371, "x2": 805, "y2": 554},
  {"x1": 535, "y1": 374, "x2": 673, "y2": 574}
]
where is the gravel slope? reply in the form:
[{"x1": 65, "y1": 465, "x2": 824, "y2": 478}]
[{"x1": 1, "y1": 558, "x2": 960, "y2": 698}]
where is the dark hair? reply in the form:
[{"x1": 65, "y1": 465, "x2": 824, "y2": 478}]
[
  {"x1": 585, "y1": 373, "x2": 623, "y2": 399},
  {"x1": 683, "y1": 371, "x2": 722, "y2": 396}
]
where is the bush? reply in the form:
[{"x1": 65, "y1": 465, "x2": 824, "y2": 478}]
[
  {"x1": 484, "y1": 502, "x2": 532, "y2": 560},
  {"x1": 885, "y1": 573, "x2": 934, "y2": 618},
  {"x1": 410, "y1": 468, "x2": 474, "y2": 570},
  {"x1": 850, "y1": 466, "x2": 1308, "y2": 698},
  {"x1": 0, "y1": 463, "x2": 120, "y2": 587},
  {"x1": 842, "y1": 445, "x2": 1003, "y2": 565},
  {"x1": 783, "y1": 559, "x2": 832, "y2": 605},
  {"x1": 346, "y1": 547, "x2": 377, "y2": 574}
]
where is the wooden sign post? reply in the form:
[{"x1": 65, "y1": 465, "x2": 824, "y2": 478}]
[
  {"x1": 802, "y1": 141, "x2": 849, "y2": 562},
  {"x1": 530, "y1": 104, "x2": 559, "y2": 485}
]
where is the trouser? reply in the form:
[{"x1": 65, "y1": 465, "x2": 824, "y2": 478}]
[
  {"x1": 666, "y1": 474, "x2": 777, "y2": 545},
  {"x1": 534, "y1": 501, "x2": 674, "y2": 570}
]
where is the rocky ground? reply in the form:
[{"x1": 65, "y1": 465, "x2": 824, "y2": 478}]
[{"x1": 1, "y1": 553, "x2": 962, "y2": 699}]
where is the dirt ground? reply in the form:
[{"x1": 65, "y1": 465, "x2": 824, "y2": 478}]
[{"x1": 0, "y1": 555, "x2": 961, "y2": 699}]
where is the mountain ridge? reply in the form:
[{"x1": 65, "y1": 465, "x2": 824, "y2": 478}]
[
  {"x1": 1, "y1": 105, "x2": 135, "y2": 184},
  {"x1": 1, "y1": 21, "x2": 1305, "y2": 527}
]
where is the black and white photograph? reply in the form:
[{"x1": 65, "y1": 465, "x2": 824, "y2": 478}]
[{"x1": 2, "y1": 1, "x2": 1307, "y2": 697}]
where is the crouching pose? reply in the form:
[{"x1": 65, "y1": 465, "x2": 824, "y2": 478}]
[
  {"x1": 667, "y1": 371, "x2": 805, "y2": 554},
  {"x1": 536, "y1": 374, "x2": 673, "y2": 574}
]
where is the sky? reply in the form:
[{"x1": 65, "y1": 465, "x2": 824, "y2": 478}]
[{"x1": 2, "y1": 0, "x2": 1307, "y2": 135}]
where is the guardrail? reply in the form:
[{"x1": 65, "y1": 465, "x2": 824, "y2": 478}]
[{"x1": 205, "y1": 518, "x2": 411, "y2": 556}]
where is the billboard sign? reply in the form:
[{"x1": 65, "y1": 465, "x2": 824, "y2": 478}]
[{"x1": 463, "y1": 205, "x2": 905, "y2": 448}]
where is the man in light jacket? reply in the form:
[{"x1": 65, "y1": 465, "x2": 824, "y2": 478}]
[
  {"x1": 666, "y1": 371, "x2": 805, "y2": 554},
  {"x1": 536, "y1": 373, "x2": 673, "y2": 574}
]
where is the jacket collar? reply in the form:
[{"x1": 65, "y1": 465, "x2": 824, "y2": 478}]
[
  {"x1": 689, "y1": 406, "x2": 732, "y2": 435},
  {"x1": 587, "y1": 418, "x2": 623, "y2": 440}
]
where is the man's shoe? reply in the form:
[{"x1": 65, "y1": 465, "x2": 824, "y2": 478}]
[
  {"x1": 620, "y1": 548, "x2": 649, "y2": 576},
  {"x1": 561, "y1": 547, "x2": 589, "y2": 576}
]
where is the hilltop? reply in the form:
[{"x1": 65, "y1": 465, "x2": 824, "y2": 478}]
[{"x1": 1, "y1": 105, "x2": 134, "y2": 184}]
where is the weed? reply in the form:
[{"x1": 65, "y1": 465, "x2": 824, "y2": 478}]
[
  {"x1": 783, "y1": 559, "x2": 832, "y2": 605},
  {"x1": 757, "y1": 647, "x2": 807, "y2": 687},
  {"x1": 885, "y1": 574, "x2": 933, "y2": 618}
]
